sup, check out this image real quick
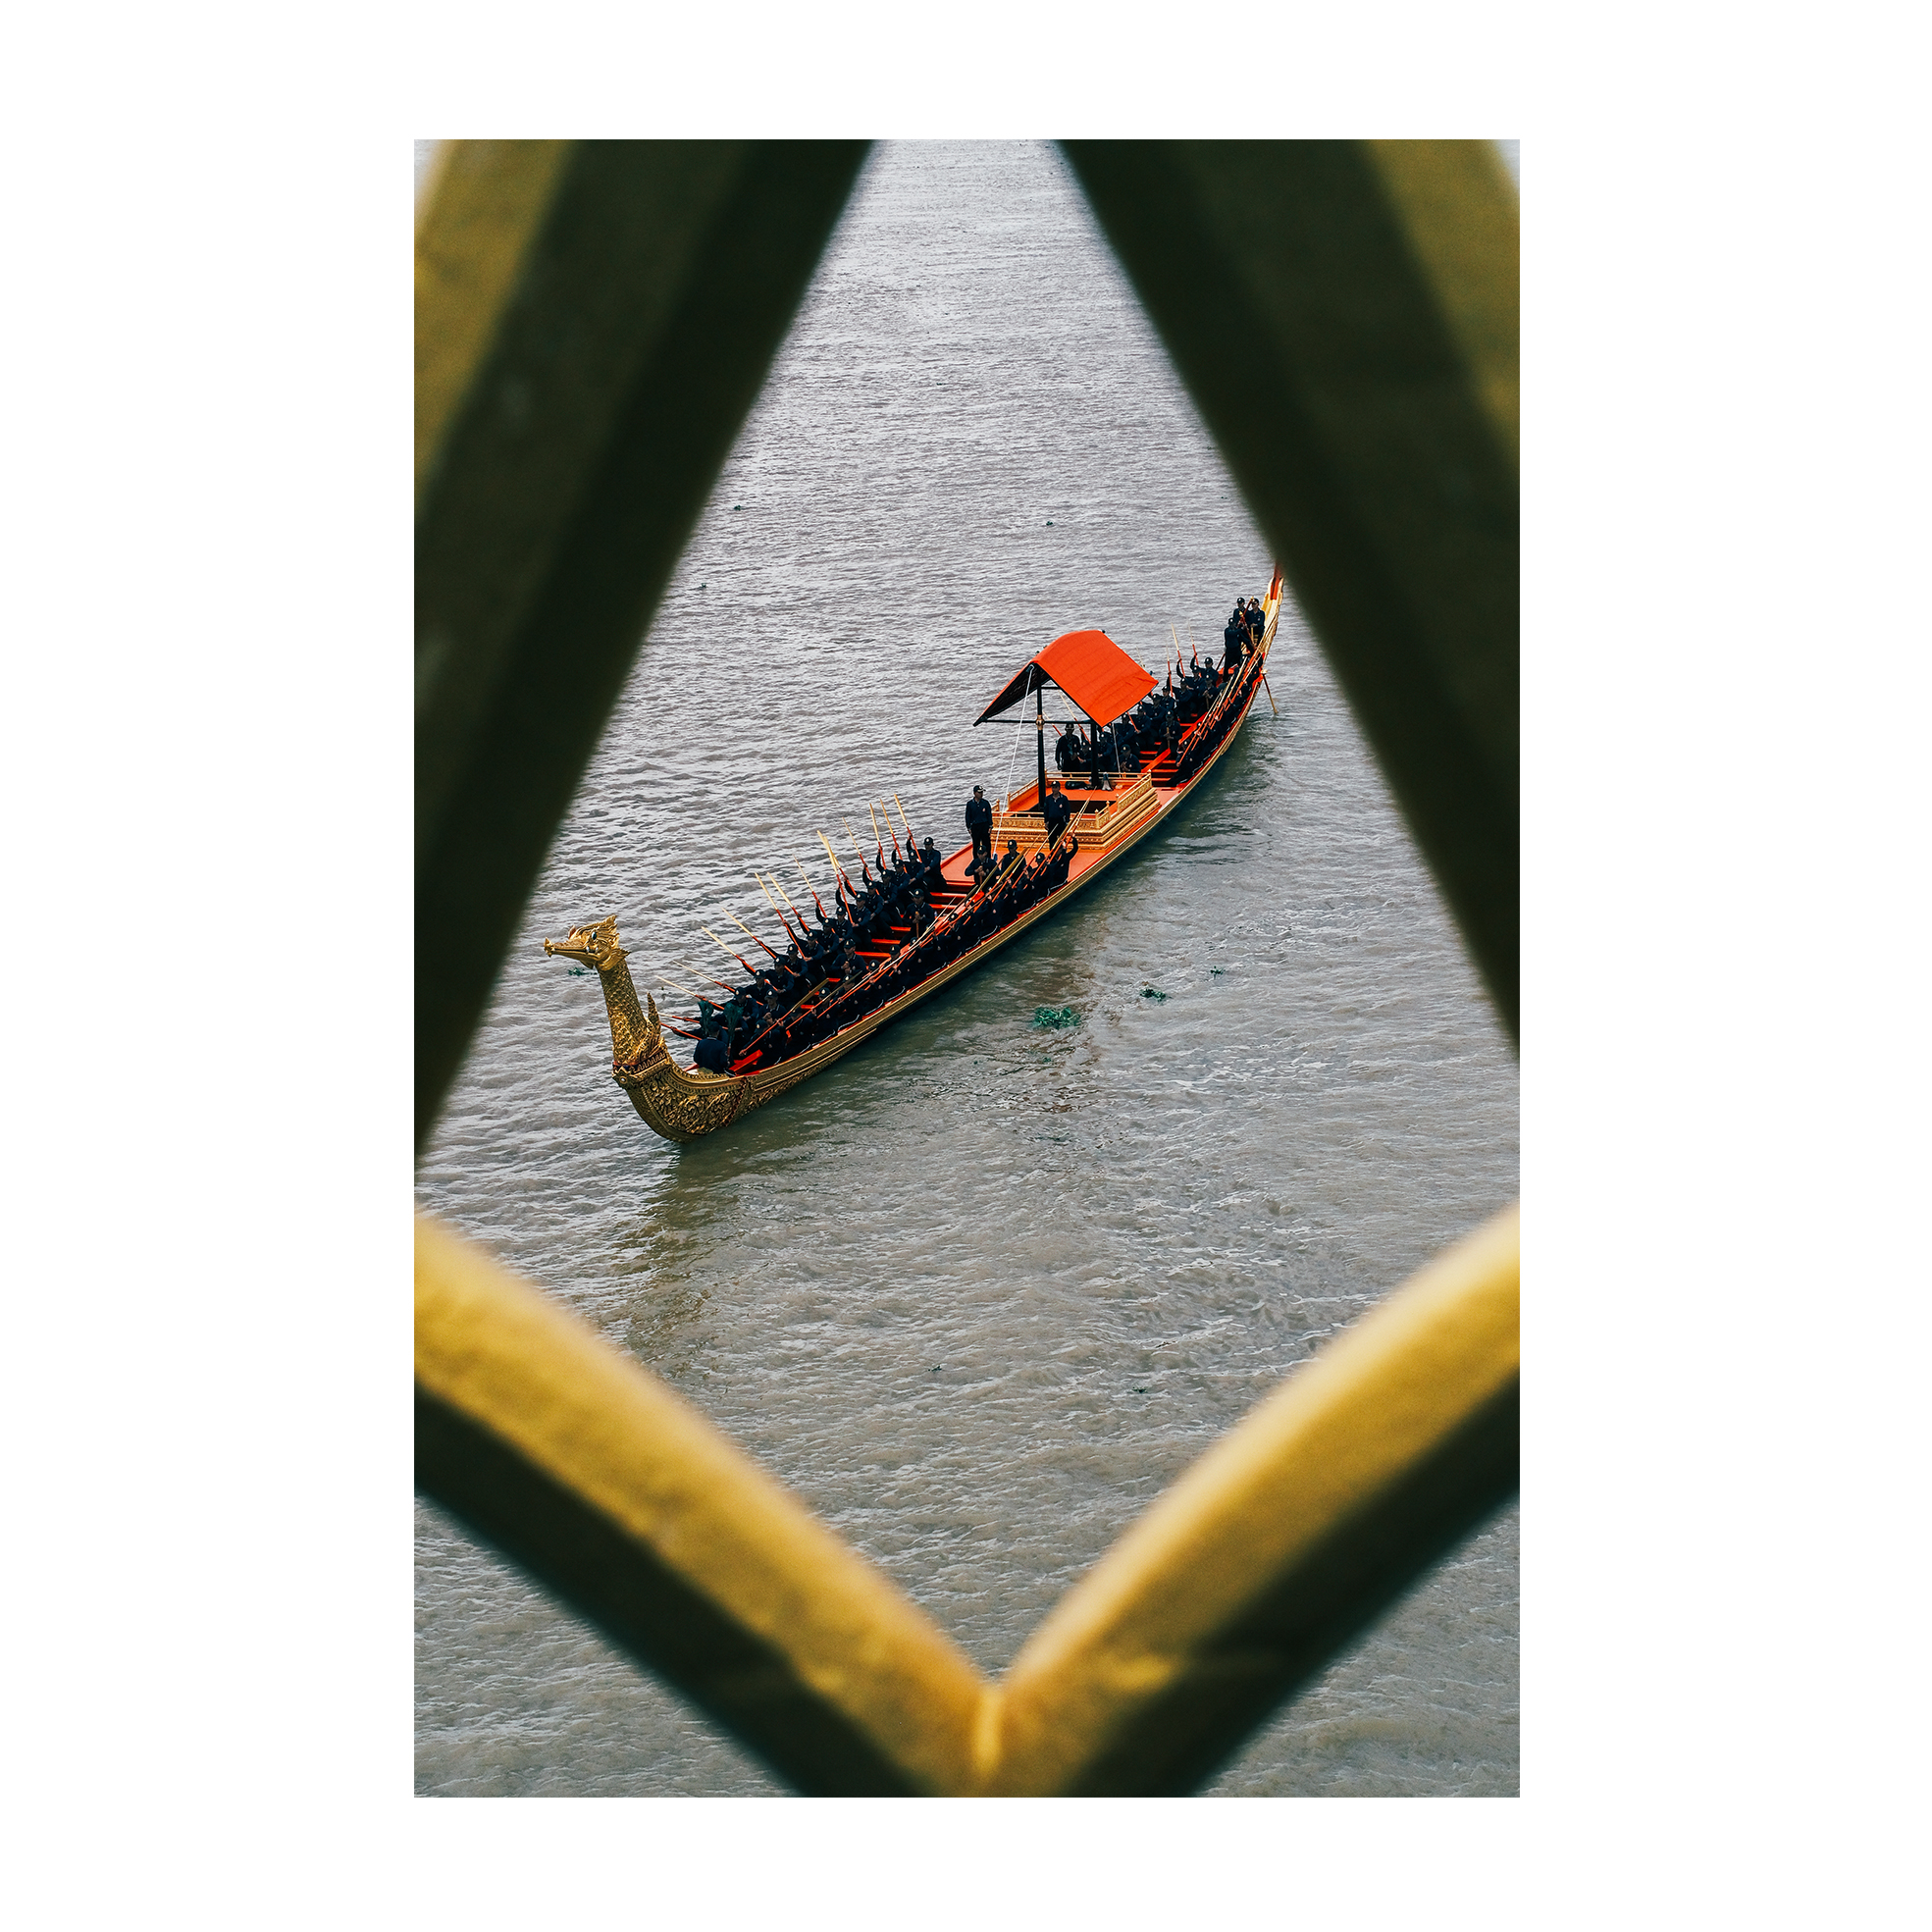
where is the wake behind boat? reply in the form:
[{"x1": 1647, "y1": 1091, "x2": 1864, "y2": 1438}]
[{"x1": 546, "y1": 573, "x2": 1283, "y2": 1141}]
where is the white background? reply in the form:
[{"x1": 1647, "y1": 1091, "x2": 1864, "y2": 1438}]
[{"x1": 3, "y1": 5, "x2": 1924, "y2": 1926}]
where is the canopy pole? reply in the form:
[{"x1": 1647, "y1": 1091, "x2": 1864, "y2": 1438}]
[
  {"x1": 1088, "y1": 712, "x2": 1102, "y2": 793},
  {"x1": 1035, "y1": 679, "x2": 1047, "y2": 812}
]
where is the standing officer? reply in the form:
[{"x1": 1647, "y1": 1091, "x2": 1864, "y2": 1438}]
[
  {"x1": 965, "y1": 785, "x2": 993, "y2": 877},
  {"x1": 1042, "y1": 780, "x2": 1071, "y2": 848}
]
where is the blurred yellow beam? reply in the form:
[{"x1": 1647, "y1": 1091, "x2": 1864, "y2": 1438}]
[
  {"x1": 415, "y1": 1213, "x2": 984, "y2": 1796},
  {"x1": 416, "y1": 1205, "x2": 1518, "y2": 1795},
  {"x1": 989, "y1": 1204, "x2": 1519, "y2": 1794},
  {"x1": 414, "y1": 140, "x2": 571, "y2": 506}
]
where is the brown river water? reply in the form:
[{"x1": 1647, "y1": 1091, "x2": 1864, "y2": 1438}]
[{"x1": 415, "y1": 139, "x2": 1519, "y2": 1796}]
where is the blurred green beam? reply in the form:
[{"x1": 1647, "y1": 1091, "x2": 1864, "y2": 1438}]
[
  {"x1": 415, "y1": 140, "x2": 871, "y2": 1152},
  {"x1": 1060, "y1": 140, "x2": 1519, "y2": 1041}
]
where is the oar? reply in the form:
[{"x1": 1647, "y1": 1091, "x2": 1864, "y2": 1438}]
[
  {"x1": 814, "y1": 830, "x2": 854, "y2": 888},
  {"x1": 754, "y1": 872, "x2": 802, "y2": 942},
  {"x1": 875, "y1": 800, "x2": 904, "y2": 862},
  {"x1": 806, "y1": 938, "x2": 904, "y2": 1035},
  {"x1": 839, "y1": 815, "x2": 871, "y2": 876},
  {"x1": 828, "y1": 840, "x2": 864, "y2": 913},
  {"x1": 742, "y1": 964, "x2": 849, "y2": 1062},
  {"x1": 759, "y1": 868, "x2": 800, "y2": 924},
  {"x1": 658, "y1": 973, "x2": 702, "y2": 1001},
  {"x1": 814, "y1": 831, "x2": 850, "y2": 891},
  {"x1": 814, "y1": 834, "x2": 858, "y2": 913},
  {"x1": 866, "y1": 801, "x2": 897, "y2": 869},
  {"x1": 741, "y1": 932, "x2": 886, "y2": 1060},
  {"x1": 795, "y1": 860, "x2": 830, "y2": 922},
  {"x1": 680, "y1": 959, "x2": 735, "y2": 995},
  {"x1": 938, "y1": 815, "x2": 1062, "y2": 932},
  {"x1": 891, "y1": 791, "x2": 915, "y2": 845},
  {"x1": 811, "y1": 814, "x2": 1073, "y2": 1047},
  {"x1": 700, "y1": 926, "x2": 758, "y2": 976},
  {"x1": 725, "y1": 909, "x2": 782, "y2": 963},
  {"x1": 766, "y1": 872, "x2": 814, "y2": 946},
  {"x1": 772, "y1": 872, "x2": 813, "y2": 931},
  {"x1": 773, "y1": 901, "x2": 806, "y2": 946}
]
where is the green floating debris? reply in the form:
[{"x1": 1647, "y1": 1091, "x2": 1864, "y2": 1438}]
[
  {"x1": 567, "y1": 966, "x2": 589, "y2": 977},
  {"x1": 1032, "y1": 1005, "x2": 1080, "y2": 1030},
  {"x1": 1209, "y1": 966, "x2": 1226, "y2": 976},
  {"x1": 1140, "y1": 986, "x2": 1168, "y2": 1003}
]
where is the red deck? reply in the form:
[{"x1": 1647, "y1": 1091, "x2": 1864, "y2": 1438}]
[{"x1": 937, "y1": 674, "x2": 1245, "y2": 892}]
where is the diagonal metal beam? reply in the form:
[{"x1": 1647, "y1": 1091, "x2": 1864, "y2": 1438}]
[
  {"x1": 415, "y1": 140, "x2": 871, "y2": 1152},
  {"x1": 1059, "y1": 140, "x2": 1519, "y2": 1041}
]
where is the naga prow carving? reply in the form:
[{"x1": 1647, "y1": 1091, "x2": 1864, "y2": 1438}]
[
  {"x1": 541, "y1": 915, "x2": 660, "y2": 1064},
  {"x1": 544, "y1": 915, "x2": 751, "y2": 1142}
]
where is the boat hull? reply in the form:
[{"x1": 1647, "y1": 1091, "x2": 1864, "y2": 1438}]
[{"x1": 607, "y1": 582, "x2": 1283, "y2": 1142}]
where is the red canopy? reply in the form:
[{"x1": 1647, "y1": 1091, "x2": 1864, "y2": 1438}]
[{"x1": 974, "y1": 629, "x2": 1158, "y2": 729}]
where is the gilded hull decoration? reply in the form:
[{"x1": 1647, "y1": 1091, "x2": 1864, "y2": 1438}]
[{"x1": 548, "y1": 578, "x2": 1283, "y2": 1143}]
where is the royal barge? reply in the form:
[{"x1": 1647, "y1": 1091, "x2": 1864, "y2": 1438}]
[{"x1": 545, "y1": 572, "x2": 1283, "y2": 1141}]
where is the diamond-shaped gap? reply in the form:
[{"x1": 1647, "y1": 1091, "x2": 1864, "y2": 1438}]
[{"x1": 414, "y1": 140, "x2": 1518, "y2": 1796}]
